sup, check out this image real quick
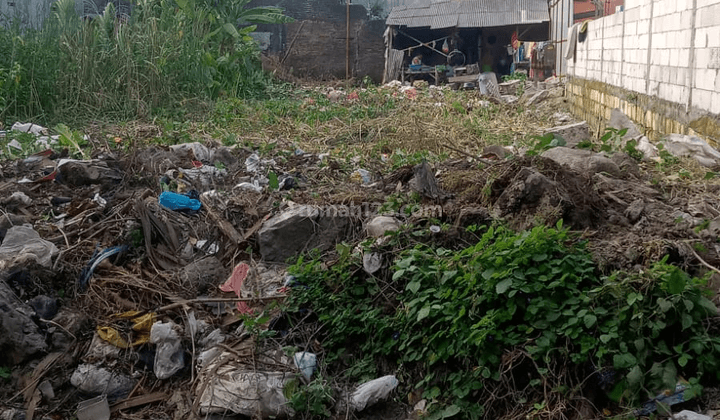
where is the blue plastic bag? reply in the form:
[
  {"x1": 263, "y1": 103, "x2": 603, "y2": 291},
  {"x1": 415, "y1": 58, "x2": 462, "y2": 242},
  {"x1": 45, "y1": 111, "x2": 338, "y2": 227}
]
[{"x1": 158, "y1": 191, "x2": 202, "y2": 211}]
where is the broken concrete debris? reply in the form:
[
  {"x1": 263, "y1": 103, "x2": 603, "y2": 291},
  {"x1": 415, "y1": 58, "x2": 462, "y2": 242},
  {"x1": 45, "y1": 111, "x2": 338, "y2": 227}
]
[
  {"x1": 366, "y1": 216, "x2": 401, "y2": 238},
  {"x1": 541, "y1": 147, "x2": 622, "y2": 177},
  {"x1": 258, "y1": 205, "x2": 349, "y2": 262},
  {"x1": 545, "y1": 121, "x2": 590, "y2": 148}
]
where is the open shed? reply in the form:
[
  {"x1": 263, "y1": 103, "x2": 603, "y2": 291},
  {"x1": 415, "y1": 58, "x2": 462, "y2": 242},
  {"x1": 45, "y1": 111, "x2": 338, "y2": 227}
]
[{"x1": 384, "y1": 0, "x2": 552, "y2": 83}]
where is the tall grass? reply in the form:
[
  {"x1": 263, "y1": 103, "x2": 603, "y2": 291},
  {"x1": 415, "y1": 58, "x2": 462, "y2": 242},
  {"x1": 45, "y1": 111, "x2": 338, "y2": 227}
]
[{"x1": 0, "y1": 0, "x2": 291, "y2": 124}]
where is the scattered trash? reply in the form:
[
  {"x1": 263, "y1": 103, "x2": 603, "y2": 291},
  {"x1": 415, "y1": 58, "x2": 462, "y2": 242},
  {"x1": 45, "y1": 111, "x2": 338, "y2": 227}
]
[
  {"x1": 258, "y1": 205, "x2": 349, "y2": 262},
  {"x1": 0, "y1": 225, "x2": 59, "y2": 270},
  {"x1": 195, "y1": 239, "x2": 219, "y2": 255},
  {"x1": 150, "y1": 321, "x2": 185, "y2": 380},
  {"x1": 57, "y1": 159, "x2": 123, "y2": 187},
  {"x1": 92, "y1": 193, "x2": 107, "y2": 207},
  {"x1": 429, "y1": 225, "x2": 441, "y2": 233},
  {"x1": 1, "y1": 191, "x2": 32, "y2": 206},
  {"x1": 541, "y1": 147, "x2": 622, "y2": 177},
  {"x1": 38, "y1": 379, "x2": 55, "y2": 400},
  {"x1": 634, "y1": 381, "x2": 693, "y2": 416},
  {"x1": 363, "y1": 252, "x2": 382, "y2": 274},
  {"x1": 477, "y1": 72, "x2": 501, "y2": 100},
  {"x1": 410, "y1": 161, "x2": 446, "y2": 199},
  {"x1": 524, "y1": 89, "x2": 550, "y2": 106},
  {"x1": 7, "y1": 139, "x2": 22, "y2": 152},
  {"x1": 12, "y1": 122, "x2": 47, "y2": 135},
  {"x1": 674, "y1": 410, "x2": 712, "y2": 420},
  {"x1": 70, "y1": 364, "x2": 136, "y2": 401},
  {"x1": 170, "y1": 142, "x2": 214, "y2": 162},
  {"x1": 77, "y1": 395, "x2": 110, "y2": 420},
  {"x1": 244, "y1": 153, "x2": 275, "y2": 173},
  {"x1": 179, "y1": 165, "x2": 226, "y2": 189},
  {"x1": 350, "y1": 375, "x2": 399, "y2": 411},
  {"x1": 293, "y1": 352, "x2": 317, "y2": 381},
  {"x1": 158, "y1": 191, "x2": 202, "y2": 212},
  {"x1": 77, "y1": 245, "x2": 129, "y2": 292},
  {"x1": 194, "y1": 348, "x2": 294, "y2": 418},
  {"x1": 350, "y1": 168, "x2": 372, "y2": 184},
  {"x1": 235, "y1": 181, "x2": 264, "y2": 193},
  {"x1": 219, "y1": 263, "x2": 254, "y2": 314}
]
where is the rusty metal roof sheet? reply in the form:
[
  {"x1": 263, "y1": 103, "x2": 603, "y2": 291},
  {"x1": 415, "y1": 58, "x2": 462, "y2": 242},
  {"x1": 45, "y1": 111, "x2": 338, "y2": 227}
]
[{"x1": 386, "y1": 0, "x2": 550, "y2": 29}]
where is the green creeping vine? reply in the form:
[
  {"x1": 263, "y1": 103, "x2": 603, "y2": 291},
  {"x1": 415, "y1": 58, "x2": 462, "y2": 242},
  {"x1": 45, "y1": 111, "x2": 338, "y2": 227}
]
[{"x1": 286, "y1": 222, "x2": 720, "y2": 418}]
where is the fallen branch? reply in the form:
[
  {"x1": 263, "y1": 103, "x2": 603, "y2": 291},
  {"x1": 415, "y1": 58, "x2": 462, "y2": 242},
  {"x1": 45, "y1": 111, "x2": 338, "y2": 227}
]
[
  {"x1": 157, "y1": 296, "x2": 287, "y2": 313},
  {"x1": 111, "y1": 392, "x2": 168, "y2": 413}
]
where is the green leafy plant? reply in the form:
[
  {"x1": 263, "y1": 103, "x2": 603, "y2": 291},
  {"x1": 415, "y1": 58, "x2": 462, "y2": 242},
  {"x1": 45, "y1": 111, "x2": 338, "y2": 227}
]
[
  {"x1": 0, "y1": 366, "x2": 11, "y2": 380},
  {"x1": 55, "y1": 124, "x2": 88, "y2": 159},
  {"x1": 286, "y1": 222, "x2": 720, "y2": 418},
  {"x1": 525, "y1": 133, "x2": 566, "y2": 156},
  {"x1": 286, "y1": 375, "x2": 334, "y2": 417},
  {"x1": 600, "y1": 127, "x2": 629, "y2": 153}
]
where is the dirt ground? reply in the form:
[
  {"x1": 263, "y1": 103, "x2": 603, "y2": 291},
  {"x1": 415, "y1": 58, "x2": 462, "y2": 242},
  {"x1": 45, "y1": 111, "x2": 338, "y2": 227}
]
[{"x1": 1, "y1": 81, "x2": 720, "y2": 420}]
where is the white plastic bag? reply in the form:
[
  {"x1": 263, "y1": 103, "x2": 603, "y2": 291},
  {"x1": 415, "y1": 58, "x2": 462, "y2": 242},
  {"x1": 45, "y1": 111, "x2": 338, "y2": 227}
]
[
  {"x1": 150, "y1": 322, "x2": 184, "y2": 379},
  {"x1": 351, "y1": 375, "x2": 399, "y2": 411},
  {"x1": 0, "y1": 225, "x2": 59, "y2": 269}
]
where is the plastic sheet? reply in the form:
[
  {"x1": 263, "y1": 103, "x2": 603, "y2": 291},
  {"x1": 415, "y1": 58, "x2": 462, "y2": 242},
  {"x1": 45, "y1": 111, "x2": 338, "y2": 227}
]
[{"x1": 0, "y1": 225, "x2": 58, "y2": 270}]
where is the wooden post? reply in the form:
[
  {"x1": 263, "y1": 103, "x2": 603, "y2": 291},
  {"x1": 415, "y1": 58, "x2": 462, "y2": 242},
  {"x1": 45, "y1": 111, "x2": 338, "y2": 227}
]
[{"x1": 346, "y1": 0, "x2": 350, "y2": 79}]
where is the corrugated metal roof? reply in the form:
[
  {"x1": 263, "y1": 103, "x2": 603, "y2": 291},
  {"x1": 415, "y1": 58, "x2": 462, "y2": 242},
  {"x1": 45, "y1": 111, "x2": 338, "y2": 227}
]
[{"x1": 386, "y1": 0, "x2": 550, "y2": 29}]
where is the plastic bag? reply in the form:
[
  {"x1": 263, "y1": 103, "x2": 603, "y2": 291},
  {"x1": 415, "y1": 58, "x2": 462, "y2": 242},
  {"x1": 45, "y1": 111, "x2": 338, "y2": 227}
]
[
  {"x1": 0, "y1": 225, "x2": 59, "y2": 269},
  {"x1": 351, "y1": 375, "x2": 399, "y2": 411},
  {"x1": 150, "y1": 322, "x2": 185, "y2": 379},
  {"x1": 442, "y1": 39, "x2": 449, "y2": 53}
]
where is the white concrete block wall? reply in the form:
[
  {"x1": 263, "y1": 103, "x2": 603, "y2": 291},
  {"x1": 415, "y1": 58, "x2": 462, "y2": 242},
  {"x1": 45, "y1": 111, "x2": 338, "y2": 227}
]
[{"x1": 568, "y1": 0, "x2": 720, "y2": 115}]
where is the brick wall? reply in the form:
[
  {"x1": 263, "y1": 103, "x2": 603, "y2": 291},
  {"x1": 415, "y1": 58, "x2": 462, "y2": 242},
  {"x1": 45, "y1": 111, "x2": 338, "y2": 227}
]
[{"x1": 567, "y1": 0, "x2": 720, "y2": 144}]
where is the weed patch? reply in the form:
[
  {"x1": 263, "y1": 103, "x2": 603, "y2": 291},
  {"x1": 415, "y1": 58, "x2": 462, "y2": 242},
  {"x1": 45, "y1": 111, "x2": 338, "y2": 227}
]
[{"x1": 286, "y1": 222, "x2": 720, "y2": 418}]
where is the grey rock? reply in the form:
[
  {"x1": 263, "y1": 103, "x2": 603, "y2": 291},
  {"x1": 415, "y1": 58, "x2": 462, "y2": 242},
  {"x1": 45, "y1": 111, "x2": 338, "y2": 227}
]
[
  {"x1": 545, "y1": 121, "x2": 590, "y2": 147},
  {"x1": 674, "y1": 410, "x2": 712, "y2": 420},
  {"x1": 366, "y1": 216, "x2": 401, "y2": 238},
  {"x1": 179, "y1": 257, "x2": 227, "y2": 294},
  {"x1": 57, "y1": 159, "x2": 123, "y2": 187},
  {"x1": 0, "y1": 280, "x2": 48, "y2": 365},
  {"x1": 38, "y1": 379, "x2": 55, "y2": 400},
  {"x1": 609, "y1": 108, "x2": 642, "y2": 139},
  {"x1": 258, "y1": 206, "x2": 349, "y2": 262},
  {"x1": 541, "y1": 147, "x2": 622, "y2": 177}
]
